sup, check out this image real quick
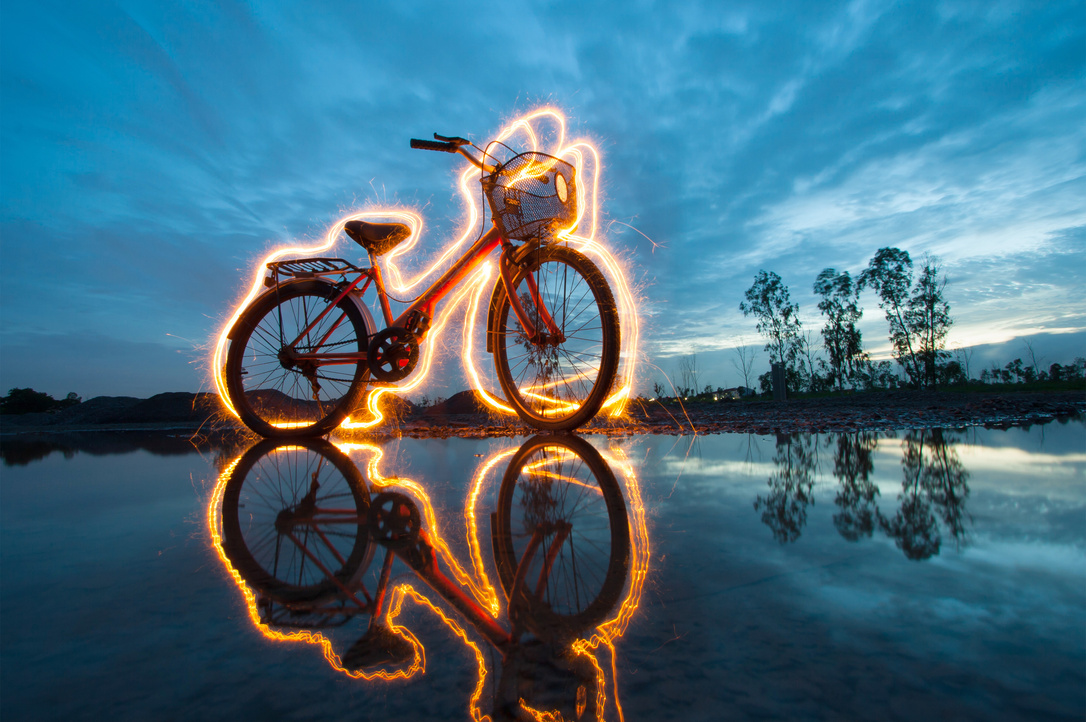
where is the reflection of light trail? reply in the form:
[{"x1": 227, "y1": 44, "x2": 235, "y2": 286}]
[
  {"x1": 210, "y1": 107, "x2": 639, "y2": 430},
  {"x1": 207, "y1": 437, "x2": 650, "y2": 721},
  {"x1": 344, "y1": 442, "x2": 501, "y2": 613},
  {"x1": 525, "y1": 468, "x2": 607, "y2": 496},
  {"x1": 570, "y1": 444, "x2": 650, "y2": 722},
  {"x1": 520, "y1": 449, "x2": 608, "y2": 496}
]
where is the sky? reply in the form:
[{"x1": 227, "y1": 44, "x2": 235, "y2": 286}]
[{"x1": 1, "y1": 0, "x2": 1083, "y2": 399}]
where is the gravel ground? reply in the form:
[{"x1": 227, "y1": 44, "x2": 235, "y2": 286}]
[{"x1": 389, "y1": 389, "x2": 1086, "y2": 438}]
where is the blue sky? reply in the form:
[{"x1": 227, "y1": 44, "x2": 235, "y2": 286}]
[{"x1": 2, "y1": 0, "x2": 1083, "y2": 398}]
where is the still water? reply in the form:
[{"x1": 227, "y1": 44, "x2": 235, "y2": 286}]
[{"x1": 1, "y1": 421, "x2": 1083, "y2": 721}]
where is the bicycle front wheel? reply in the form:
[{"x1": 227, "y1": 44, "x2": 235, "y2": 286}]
[
  {"x1": 493, "y1": 244, "x2": 620, "y2": 431},
  {"x1": 225, "y1": 280, "x2": 371, "y2": 438}
]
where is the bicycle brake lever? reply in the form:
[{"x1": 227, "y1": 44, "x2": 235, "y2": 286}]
[{"x1": 433, "y1": 133, "x2": 471, "y2": 146}]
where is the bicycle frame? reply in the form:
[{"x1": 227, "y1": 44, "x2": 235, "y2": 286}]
[
  {"x1": 282, "y1": 223, "x2": 561, "y2": 369},
  {"x1": 265, "y1": 497, "x2": 571, "y2": 655}
]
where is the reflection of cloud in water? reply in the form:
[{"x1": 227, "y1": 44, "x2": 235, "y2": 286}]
[
  {"x1": 958, "y1": 540, "x2": 1085, "y2": 575},
  {"x1": 956, "y1": 445, "x2": 1086, "y2": 478},
  {"x1": 659, "y1": 457, "x2": 776, "y2": 481}
]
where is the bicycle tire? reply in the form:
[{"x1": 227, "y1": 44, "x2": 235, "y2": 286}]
[
  {"x1": 493, "y1": 434, "x2": 630, "y2": 638},
  {"x1": 225, "y1": 280, "x2": 371, "y2": 438},
  {"x1": 221, "y1": 438, "x2": 373, "y2": 605},
  {"x1": 493, "y1": 245, "x2": 620, "y2": 431}
]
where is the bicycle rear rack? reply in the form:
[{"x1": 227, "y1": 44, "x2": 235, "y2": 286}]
[{"x1": 267, "y1": 257, "x2": 364, "y2": 278}]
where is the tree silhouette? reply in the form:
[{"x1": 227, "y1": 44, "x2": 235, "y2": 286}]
[
  {"x1": 0, "y1": 388, "x2": 81, "y2": 415},
  {"x1": 814, "y1": 269, "x2": 866, "y2": 390},
  {"x1": 740, "y1": 271, "x2": 803, "y2": 393},
  {"x1": 860, "y1": 248, "x2": 923, "y2": 387},
  {"x1": 905, "y1": 256, "x2": 952, "y2": 388}
]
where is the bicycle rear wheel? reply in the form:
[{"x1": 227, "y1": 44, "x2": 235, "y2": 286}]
[
  {"x1": 225, "y1": 280, "x2": 370, "y2": 438},
  {"x1": 493, "y1": 434, "x2": 630, "y2": 638},
  {"x1": 493, "y1": 244, "x2": 620, "y2": 431},
  {"x1": 221, "y1": 439, "x2": 373, "y2": 605}
]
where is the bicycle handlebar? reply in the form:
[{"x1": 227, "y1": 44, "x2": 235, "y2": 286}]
[
  {"x1": 410, "y1": 138, "x2": 461, "y2": 152},
  {"x1": 410, "y1": 133, "x2": 495, "y2": 172}
]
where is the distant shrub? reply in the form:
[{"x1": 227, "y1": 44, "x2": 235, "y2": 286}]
[{"x1": 0, "y1": 388, "x2": 81, "y2": 415}]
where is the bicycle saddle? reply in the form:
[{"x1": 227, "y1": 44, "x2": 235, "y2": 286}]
[{"x1": 343, "y1": 220, "x2": 411, "y2": 256}]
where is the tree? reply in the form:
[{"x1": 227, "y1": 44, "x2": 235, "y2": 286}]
[
  {"x1": 905, "y1": 255, "x2": 952, "y2": 388},
  {"x1": 953, "y1": 344, "x2": 974, "y2": 382},
  {"x1": 1022, "y1": 339, "x2": 1043, "y2": 381},
  {"x1": 677, "y1": 352, "x2": 700, "y2": 397},
  {"x1": 740, "y1": 271, "x2": 803, "y2": 392},
  {"x1": 860, "y1": 248, "x2": 924, "y2": 387},
  {"x1": 797, "y1": 330, "x2": 823, "y2": 392},
  {"x1": 814, "y1": 268, "x2": 866, "y2": 390},
  {"x1": 730, "y1": 339, "x2": 757, "y2": 390}
]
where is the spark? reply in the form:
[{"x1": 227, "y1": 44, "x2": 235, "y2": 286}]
[{"x1": 607, "y1": 219, "x2": 665, "y2": 254}]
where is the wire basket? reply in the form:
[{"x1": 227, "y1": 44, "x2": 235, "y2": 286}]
[{"x1": 482, "y1": 152, "x2": 578, "y2": 242}]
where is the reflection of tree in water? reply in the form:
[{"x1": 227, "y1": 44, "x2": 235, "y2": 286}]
[
  {"x1": 831, "y1": 432, "x2": 880, "y2": 541},
  {"x1": 754, "y1": 429, "x2": 972, "y2": 560},
  {"x1": 879, "y1": 428, "x2": 971, "y2": 561},
  {"x1": 754, "y1": 433, "x2": 818, "y2": 543}
]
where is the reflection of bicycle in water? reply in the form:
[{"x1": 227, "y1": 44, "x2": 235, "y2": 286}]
[{"x1": 212, "y1": 434, "x2": 646, "y2": 720}]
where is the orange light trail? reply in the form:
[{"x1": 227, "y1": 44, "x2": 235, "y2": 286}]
[{"x1": 210, "y1": 107, "x2": 640, "y2": 430}]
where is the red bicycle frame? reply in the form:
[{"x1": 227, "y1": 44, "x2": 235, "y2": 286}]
[{"x1": 285, "y1": 223, "x2": 562, "y2": 369}]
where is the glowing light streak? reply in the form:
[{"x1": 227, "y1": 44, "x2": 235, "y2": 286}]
[
  {"x1": 392, "y1": 584, "x2": 493, "y2": 722},
  {"x1": 460, "y1": 263, "x2": 516, "y2": 415},
  {"x1": 525, "y1": 468, "x2": 607, "y2": 495},
  {"x1": 520, "y1": 389, "x2": 581, "y2": 415},
  {"x1": 210, "y1": 106, "x2": 640, "y2": 430},
  {"x1": 520, "y1": 365, "x2": 599, "y2": 394}
]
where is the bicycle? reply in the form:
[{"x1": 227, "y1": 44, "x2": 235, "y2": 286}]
[
  {"x1": 213, "y1": 435, "x2": 635, "y2": 719},
  {"x1": 222, "y1": 132, "x2": 621, "y2": 438}
]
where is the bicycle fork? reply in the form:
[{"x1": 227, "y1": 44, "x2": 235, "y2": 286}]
[{"x1": 498, "y1": 241, "x2": 564, "y2": 346}]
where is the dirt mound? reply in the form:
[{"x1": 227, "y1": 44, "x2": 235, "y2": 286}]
[{"x1": 422, "y1": 390, "x2": 489, "y2": 416}]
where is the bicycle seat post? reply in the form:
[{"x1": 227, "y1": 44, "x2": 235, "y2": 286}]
[{"x1": 366, "y1": 248, "x2": 395, "y2": 328}]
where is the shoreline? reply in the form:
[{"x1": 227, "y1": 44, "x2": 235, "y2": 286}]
[{"x1": 1, "y1": 389, "x2": 1082, "y2": 440}]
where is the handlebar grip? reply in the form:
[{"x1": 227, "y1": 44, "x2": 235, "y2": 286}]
[{"x1": 410, "y1": 138, "x2": 459, "y2": 152}]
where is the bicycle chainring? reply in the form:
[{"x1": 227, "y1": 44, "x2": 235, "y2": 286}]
[
  {"x1": 367, "y1": 491, "x2": 421, "y2": 549},
  {"x1": 367, "y1": 327, "x2": 419, "y2": 382}
]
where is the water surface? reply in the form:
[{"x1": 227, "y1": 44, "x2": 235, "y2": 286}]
[{"x1": 1, "y1": 420, "x2": 1083, "y2": 720}]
